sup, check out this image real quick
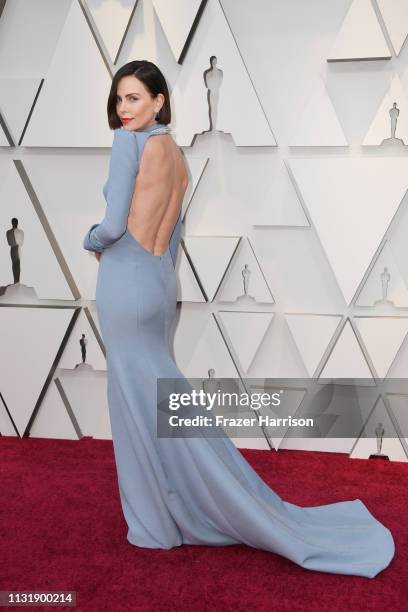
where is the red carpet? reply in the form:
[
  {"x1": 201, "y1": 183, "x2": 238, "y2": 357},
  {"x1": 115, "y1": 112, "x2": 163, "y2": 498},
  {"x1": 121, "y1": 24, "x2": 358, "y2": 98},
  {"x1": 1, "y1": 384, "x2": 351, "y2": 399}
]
[{"x1": 0, "y1": 436, "x2": 406, "y2": 611}]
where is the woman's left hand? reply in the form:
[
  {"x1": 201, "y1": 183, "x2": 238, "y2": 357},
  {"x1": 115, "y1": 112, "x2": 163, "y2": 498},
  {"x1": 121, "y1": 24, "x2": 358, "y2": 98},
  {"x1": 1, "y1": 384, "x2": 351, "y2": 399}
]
[{"x1": 95, "y1": 252, "x2": 102, "y2": 262}]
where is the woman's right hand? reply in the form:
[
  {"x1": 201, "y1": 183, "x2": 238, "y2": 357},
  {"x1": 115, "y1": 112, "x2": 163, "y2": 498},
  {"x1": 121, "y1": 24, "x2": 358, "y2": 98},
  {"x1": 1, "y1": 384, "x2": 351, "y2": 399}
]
[{"x1": 95, "y1": 251, "x2": 102, "y2": 262}]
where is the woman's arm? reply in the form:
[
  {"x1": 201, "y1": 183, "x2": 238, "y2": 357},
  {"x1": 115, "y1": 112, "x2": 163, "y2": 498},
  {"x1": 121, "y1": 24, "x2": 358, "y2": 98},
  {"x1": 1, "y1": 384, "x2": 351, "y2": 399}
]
[{"x1": 83, "y1": 128, "x2": 139, "y2": 252}]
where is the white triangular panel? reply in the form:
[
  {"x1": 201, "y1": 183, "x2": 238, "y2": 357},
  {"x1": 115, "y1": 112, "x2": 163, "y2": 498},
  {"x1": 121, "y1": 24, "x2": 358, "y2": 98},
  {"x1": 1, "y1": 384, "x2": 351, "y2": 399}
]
[
  {"x1": 117, "y1": 0, "x2": 163, "y2": 68},
  {"x1": 356, "y1": 241, "x2": 408, "y2": 307},
  {"x1": 218, "y1": 311, "x2": 274, "y2": 373},
  {"x1": 253, "y1": 162, "x2": 309, "y2": 227},
  {"x1": 0, "y1": 307, "x2": 74, "y2": 435},
  {"x1": 363, "y1": 75, "x2": 408, "y2": 145},
  {"x1": 179, "y1": 314, "x2": 239, "y2": 378},
  {"x1": 183, "y1": 236, "x2": 240, "y2": 301},
  {"x1": 24, "y1": 151, "x2": 113, "y2": 301},
  {"x1": 0, "y1": 77, "x2": 41, "y2": 145},
  {"x1": 89, "y1": 302, "x2": 103, "y2": 347},
  {"x1": 59, "y1": 370, "x2": 112, "y2": 439},
  {"x1": 216, "y1": 238, "x2": 275, "y2": 303},
  {"x1": 0, "y1": 123, "x2": 8, "y2": 146},
  {"x1": 378, "y1": 0, "x2": 408, "y2": 56},
  {"x1": 350, "y1": 397, "x2": 407, "y2": 461},
  {"x1": 176, "y1": 247, "x2": 206, "y2": 302},
  {"x1": 152, "y1": 0, "x2": 203, "y2": 62},
  {"x1": 85, "y1": 0, "x2": 138, "y2": 64},
  {"x1": 387, "y1": 394, "x2": 408, "y2": 449},
  {"x1": 259, "y1": 387, "x2": 307, "y2": 450},
  {"x1": 0, "y1": 163, "x2": 72, "y2": 300},
  {"x1": 355, "y1": 316, "x2": 408, "y2": 378},
  {"x1": 0, "y1": 0, "x2": 69, "y2": 77},
  {"x1": 290, "y1": 77, "x2": 348, "y2": 146},
  {"x1": 171, "y1": 0, "x2": 276, "y2": 146},
  {"x1": 320, "y1": 320, "x2": 373, "y2": 379},
  {"x1": 286, "y1": 314, "x2": 342, "y2": 377},
  {"x1": 0, "y1": 395, "x2": 18, "y2": 436},
  {"x1": 327, "y1": 0, "x2": 390, "y2": 62},
  {"x1": 288, "y1": 157, "x2": 408, "y2": 305},
  {"x1": 29, "y1": 379, "x2": 79, "y2": 440},
  {"x1": 182, "y1": 155, "x2": 209, "y2": 221},
  {"x1": 22, "y1": 0, "x2": 112, "y2": 147},
  {"x1": 58, "y1": 309, "x2": 106, "y2": 371},
  {"x1": 173, "y1": 305, "x2": 213, "y2": 366}
]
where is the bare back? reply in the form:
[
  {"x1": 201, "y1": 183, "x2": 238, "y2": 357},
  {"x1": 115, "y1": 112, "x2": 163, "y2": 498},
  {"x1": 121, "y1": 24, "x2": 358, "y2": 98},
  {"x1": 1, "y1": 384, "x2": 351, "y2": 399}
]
[{"x1": 127, "y1": 134, "x2": 189, "y2": 257}]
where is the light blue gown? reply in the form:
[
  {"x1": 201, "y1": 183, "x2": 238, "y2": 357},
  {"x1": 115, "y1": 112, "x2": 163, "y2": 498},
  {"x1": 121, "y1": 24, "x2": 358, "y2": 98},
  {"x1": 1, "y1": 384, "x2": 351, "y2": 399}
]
[{"x1": 83, "y1": 122, "x2": 395, "y2": 578}]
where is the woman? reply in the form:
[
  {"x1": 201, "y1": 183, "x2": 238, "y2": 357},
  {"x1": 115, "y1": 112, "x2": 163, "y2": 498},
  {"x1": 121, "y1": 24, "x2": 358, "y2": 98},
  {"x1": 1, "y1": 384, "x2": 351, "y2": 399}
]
[{"x1": 83, "y1": 60, "x2": 395, "y2": 578}]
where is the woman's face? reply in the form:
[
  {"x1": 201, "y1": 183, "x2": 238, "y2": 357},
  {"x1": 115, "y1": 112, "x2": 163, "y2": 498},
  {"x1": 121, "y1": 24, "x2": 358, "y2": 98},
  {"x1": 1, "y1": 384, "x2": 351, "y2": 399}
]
[{"x1": 116, "y1": 75, "x2": 163, "y2": 130}]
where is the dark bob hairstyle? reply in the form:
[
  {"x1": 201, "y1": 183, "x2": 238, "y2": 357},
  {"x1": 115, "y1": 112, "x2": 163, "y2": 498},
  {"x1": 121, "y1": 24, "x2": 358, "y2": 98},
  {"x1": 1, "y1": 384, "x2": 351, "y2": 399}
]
[{"x1": 107, "y1": 60, "x2": 171, "y2": 129}]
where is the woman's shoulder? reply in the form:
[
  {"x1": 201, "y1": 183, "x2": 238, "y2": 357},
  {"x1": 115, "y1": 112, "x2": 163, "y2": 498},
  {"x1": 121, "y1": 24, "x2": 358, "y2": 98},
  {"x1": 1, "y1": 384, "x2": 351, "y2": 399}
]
[
  {"x1": 110, "y1": 124, "x2": 172, "y2": 163},
  {"x1": 113, "y1": 126, "x2": 138, "y2": 141},
  {"x1": 111, "y1": 127, "x2": 139, "y2": 156}
]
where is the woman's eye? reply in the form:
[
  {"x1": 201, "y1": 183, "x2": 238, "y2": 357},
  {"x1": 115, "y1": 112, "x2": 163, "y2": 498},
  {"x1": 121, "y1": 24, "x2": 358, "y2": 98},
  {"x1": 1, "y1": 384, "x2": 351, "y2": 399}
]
[{"x1": 116, "y1": 97, "x2": 138, "y2": 102}]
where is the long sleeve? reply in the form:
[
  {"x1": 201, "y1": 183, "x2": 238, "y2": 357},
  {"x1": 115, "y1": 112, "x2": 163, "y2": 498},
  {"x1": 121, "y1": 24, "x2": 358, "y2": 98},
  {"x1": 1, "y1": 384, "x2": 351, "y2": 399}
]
[{"x1": 83, "y1": 128, "x2": 140, "y2": 252}]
